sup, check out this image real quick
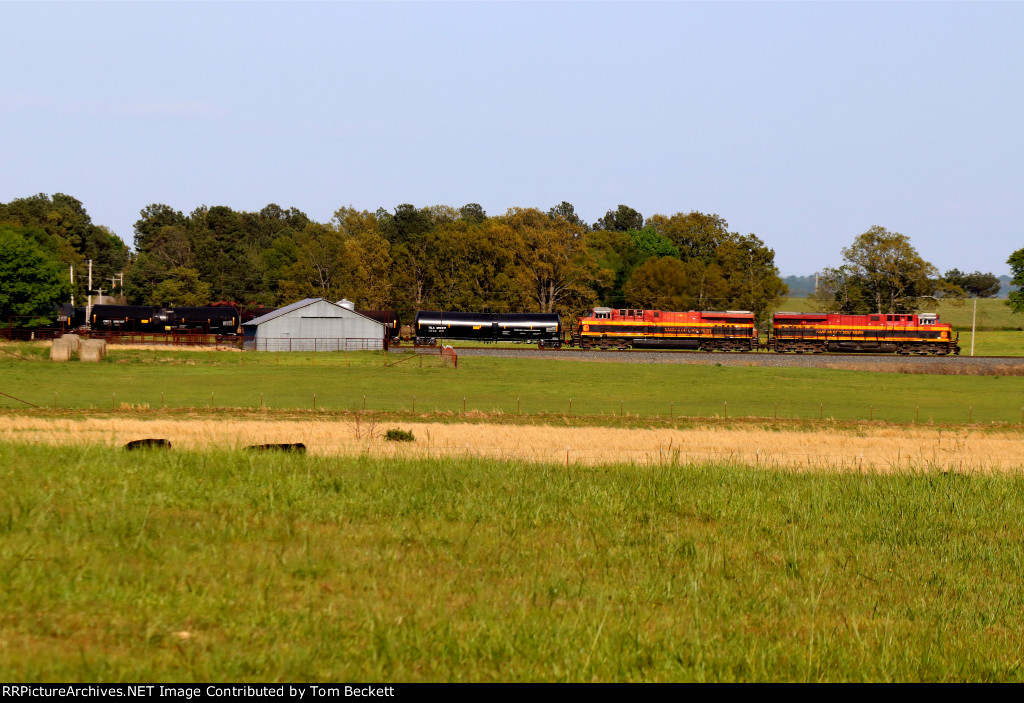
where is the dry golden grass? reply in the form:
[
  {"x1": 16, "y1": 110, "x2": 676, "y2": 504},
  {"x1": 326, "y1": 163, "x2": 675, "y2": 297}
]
[{"x1": 1, "y1": 414, "x2": 1021, "y2": 472}]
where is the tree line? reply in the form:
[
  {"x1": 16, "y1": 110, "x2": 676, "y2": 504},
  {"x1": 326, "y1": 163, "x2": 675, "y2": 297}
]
[{"x1": 0, "y1": 193, "x2": 1019, "y2": 328}]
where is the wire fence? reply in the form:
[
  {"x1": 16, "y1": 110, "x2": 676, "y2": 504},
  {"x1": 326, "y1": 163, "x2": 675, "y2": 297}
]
[
  {"x1": 0, "y1": 326, "x2": 65, "y2": 341},
  {"x1": 86, "y1": 331, "x2": 242, "y2": 347}
]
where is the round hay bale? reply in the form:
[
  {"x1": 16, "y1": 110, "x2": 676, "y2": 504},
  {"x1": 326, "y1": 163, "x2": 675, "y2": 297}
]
[
  {"x1": 49, "y1": 340, "x2": 71, "y2": 362},
  {"x1": 80, "y1": 339, "x2": 106, "y2": 362},
  {"x1": 60, "y1": 334, "x2": 81, "y2": 353}
]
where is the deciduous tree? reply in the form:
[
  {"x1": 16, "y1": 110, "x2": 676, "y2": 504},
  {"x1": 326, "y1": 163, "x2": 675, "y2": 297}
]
[
  {"x1": 1007, "y1": 249, "x2": 1024, "y2": 314},
  {"x1": 149, "y1": 267, "x2": 212, "y2": 307},
  {"x1": 0, "y1": 225, "x2": 72, "y2": 326},
  {"x1": 593, "y1": 205, "x2": 643, "y2": 232},
  {"x1": 816, "y1": 226, "x2": 938, "y2": 314},
  {"x1": 943, "y1": 269, "x2": 1000, "y2": 298}
]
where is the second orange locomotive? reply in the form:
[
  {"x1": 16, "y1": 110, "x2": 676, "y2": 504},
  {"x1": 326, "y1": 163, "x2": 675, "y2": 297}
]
[{"x1": 573, "y1": 308, "x2": 758, "y2": 351}]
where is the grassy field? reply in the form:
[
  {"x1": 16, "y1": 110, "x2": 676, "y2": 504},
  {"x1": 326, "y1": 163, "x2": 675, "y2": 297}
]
[
  {"x1": 3, "y1": 345, "x2": 1024, "y2": 424},
  {"x1": 2, "y1": 442, "x2": 1023, "y2": 682},
  {"x1": 5, "y1": 415, "x2": 1024, "y2": 470}
]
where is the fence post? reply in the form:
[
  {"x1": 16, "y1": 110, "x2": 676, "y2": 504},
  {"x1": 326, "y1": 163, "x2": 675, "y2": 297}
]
[
  {"x1": 870, "y1": 405, "x2": 873, "y2": 421},
  {"x1": 819, "y1": 403, "x2": 823, "y2": 420},
  {"x1": 313, "y1": 393, "x2": 316, "y2": 410},
  {"x1": 724, "y1": 401, "x2": 727, "y2": 419},
  {"x1": 412, "y1": 395, "x2": 415, "y2": 414},
  {"x1": 113, "y1": 391, "x2": 116, "y2": 409}
]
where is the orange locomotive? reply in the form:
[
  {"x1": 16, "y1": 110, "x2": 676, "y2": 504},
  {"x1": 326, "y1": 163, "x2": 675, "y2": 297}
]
[
  {"x1": 771, "y1": 312, "x2": 960, "y2": 355},
  {"x1": 572, "y1": 308, "x2": 757, "y2": 351}
]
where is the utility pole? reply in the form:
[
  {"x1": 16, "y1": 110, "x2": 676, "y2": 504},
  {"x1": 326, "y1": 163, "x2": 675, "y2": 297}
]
[
  {"x1": 971, "y1": 297, "x2": 977, "y2": 357},
  {"x1": 86, "y1": 260, "x2": 93, "y2": 324}
]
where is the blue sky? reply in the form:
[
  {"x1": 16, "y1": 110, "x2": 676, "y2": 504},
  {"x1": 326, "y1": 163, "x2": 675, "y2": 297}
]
[{"x1": 2, "y1": 1, "x2": 1022, "y2": 276}]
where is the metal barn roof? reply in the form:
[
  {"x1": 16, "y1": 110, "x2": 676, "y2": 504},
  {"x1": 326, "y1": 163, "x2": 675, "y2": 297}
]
[{"x1": 243, "y1": 298, "x2": 384, "y2": 327}]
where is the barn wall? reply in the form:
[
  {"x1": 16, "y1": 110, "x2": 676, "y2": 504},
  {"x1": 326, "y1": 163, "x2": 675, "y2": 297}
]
[{"x1": 244, "y1": 300, "x2": 384, "y2": 351}]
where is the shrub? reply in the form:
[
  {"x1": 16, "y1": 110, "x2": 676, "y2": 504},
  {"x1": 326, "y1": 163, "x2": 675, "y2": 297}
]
[{"x1": 385, "y1": 428, "x2": 415, "y2": 442}]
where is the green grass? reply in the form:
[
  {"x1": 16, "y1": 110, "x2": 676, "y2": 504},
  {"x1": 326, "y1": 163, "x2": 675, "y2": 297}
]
[
  {"x1": 957, "y1": 331, "x2": 1024, "y2": 357},
  {"x1": 3, "y1": 346, "x2": 1024, "y2": 424},
  {"x1": 3, "y1": 442, "x2": 1024, "y2": 681}
]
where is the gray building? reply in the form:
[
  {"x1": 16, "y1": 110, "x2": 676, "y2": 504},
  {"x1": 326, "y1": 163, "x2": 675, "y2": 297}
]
[{"x1": 242, "y1": 298, "x2": 386, "y2": 351}]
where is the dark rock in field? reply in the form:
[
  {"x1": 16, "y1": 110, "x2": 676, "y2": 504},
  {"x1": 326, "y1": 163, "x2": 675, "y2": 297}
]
[
  {"x1": 125, "y1": 438, "x2": 172, "y2": 450},
  {"x1": 246, "y1": 443, "x2": 307, "y2": 453}
]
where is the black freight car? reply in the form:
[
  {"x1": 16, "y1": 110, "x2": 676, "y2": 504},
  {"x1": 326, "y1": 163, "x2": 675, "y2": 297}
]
[
  {"x1": 89, "y1": 305, "x2": 165, "y2": 332},
  {"x1": 414, "y1": 311, "x2": 562, "y2": 348},
  {"x1": 166, "y1": 306, "x2": 240, "y2": 334}
]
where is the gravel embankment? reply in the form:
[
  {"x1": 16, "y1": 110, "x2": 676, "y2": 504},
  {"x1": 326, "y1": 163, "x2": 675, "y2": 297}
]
[{"x1": 455, "y1": 348, "x2": 1024, "y2": 375}]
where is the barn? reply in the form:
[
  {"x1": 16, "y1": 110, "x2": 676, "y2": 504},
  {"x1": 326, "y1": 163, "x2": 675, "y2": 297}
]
[{"x1": 241, "y1": 298, "x2": 386, "y2": 351}]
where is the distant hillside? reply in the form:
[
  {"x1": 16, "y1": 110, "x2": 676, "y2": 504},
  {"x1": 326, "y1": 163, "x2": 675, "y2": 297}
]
[{"x1": 782, "y1": 275, "x2": 817, "y2": 297}]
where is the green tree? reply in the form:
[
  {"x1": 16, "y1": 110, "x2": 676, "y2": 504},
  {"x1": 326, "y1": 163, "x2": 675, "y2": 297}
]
[
  {"x1": 623, "y1": 256, "x2": 729, "y2": 312},
  {"x1": 0, "y1": 193, "x2": 129, "y2": 301},
  {"x1": 547, "y1": 201, "x2": 585, "y2": 228},
  {"x1": 817, "y1": 226, "x2": 938, "y2": 314},
  {"x1": 0, "y1": 226, "x2": 72, "y2": 326},
  {"x1": 133, "y1": 203, "x2": 187, "y2": 251},
  {"x1": 628, "y1": 227, "x2": 679, "y2": 259},
  {"x1": 944, "y1": 269, "x2": 1001, "y2": 298},
  {"x1": 593, "y1": 204, "x2": 643, "y2": 232},
  {"x1": 458, "y1": 203, "x2": 486, "y2": 224},
  {"x1": 716, "y1": 234, "x2": 788, "y2": 325},
  {"x1": 427, "y1": 219, "x2": 525, "y2": 312},
  {"x1": 122, "y1": 252, "x2": 168, "y2": 305},
  {"x1": 622, "y1": 256, "x2": 691, "y2": 310},
  {"x1": 647, "y1": 211, "x2": 730, "y2": 264},
  {"x1": 583, "y1": 229, "x2": 643, "y2": 307},
  {"x1": 378, "y1": 204, "x2": 437, "y2": 310},
  {"x1": 278, "y1": 223, "x2": 351, "y2": 303},
  {"x1": 506, "y1": 207, "x2": 594, "y2": 314},
  {"x1": 149, "y1": 267, "x2": 212, "y2": 307},
  {"x1": 333, "y1": 207, "x2": 393, "y2": 309},
  {"x1": 1006, "y1": 249, "x2": 1024, "y2": 314}
]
